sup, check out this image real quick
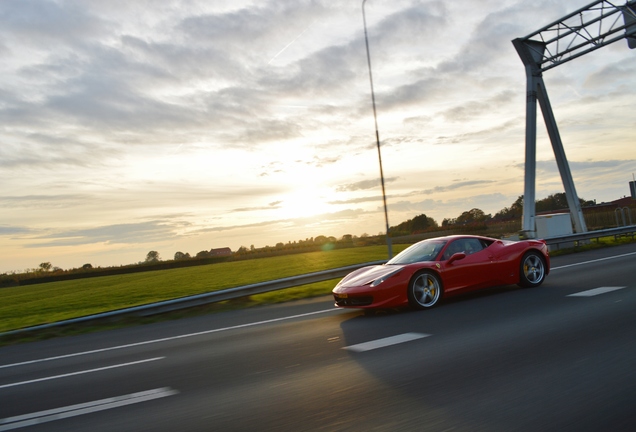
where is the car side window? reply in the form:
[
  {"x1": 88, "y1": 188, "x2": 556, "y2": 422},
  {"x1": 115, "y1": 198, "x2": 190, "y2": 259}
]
[
  {"x1": 442, "y1": 240, "x2": 463, "y2": 260},
  {"x1": 479, "y1": 239, "x2": 494, "y2": 249},
  {"x1": 464, "y1": 239, "x2": 484, "y2": 255},
  {"x1": 442, "y1": 238, "x2": 486, "y2": 260}
]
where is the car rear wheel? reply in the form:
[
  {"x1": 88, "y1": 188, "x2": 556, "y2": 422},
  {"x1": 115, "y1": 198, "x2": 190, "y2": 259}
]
[
  {"x1": 408, "y1": 271, "x2": 442, "y2": 309},
  {"x1": 518, "y1": 251, "x2": 546, "y2": 288}
]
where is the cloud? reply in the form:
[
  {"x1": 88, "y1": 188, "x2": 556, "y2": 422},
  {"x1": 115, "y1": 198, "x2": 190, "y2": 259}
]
[
  {"x1": 438, "y1": 91, "x2": 516, "y2": 123},
  {"x1": 305, "y1": 155, "x2": 340, "y2": 167},
  {"x1": 329, "y1": 195, "x2": 384, "y2": 205},
  {"x1": 233, "y1": 201, "x2": 283, "y2": 213},
  {"x1": 0, "y1": 225, "x2": 33, "y2": 236},
  {"x1": 0, "y1": 0, "x2": 111, "y2": 46},
  {"x1": 0, "y1": 194, "x2": 93, "y2": 208},
  {"x1": 337, "y1": 176, "x2": 398, "y2": 192},
  {"x1": 528, "y1": 159, "x2": 636, "y2": 176},
  {"x1": 26, "y1": 220, "x2": 187, "y2": 248},
  {"x1": 434, "y1": 118, "x2": 521, "y2": 145},
  {"x1": 584, "y1": 58, "x2": 636, "y2": 90},
  {"x1": 413, "y1": 179, "x2": 496, "y2": 196},
  {"x1": 194, "y1": 208, "x2": 367, "y2": 233},
  {"x1": 330, "y1": 179, "x2": 497, "y2": 205}
]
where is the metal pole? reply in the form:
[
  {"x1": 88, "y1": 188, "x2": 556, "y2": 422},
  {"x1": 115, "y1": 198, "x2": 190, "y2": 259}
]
[
  {"x1": 522, "y1": 64, "x2": 538, "y2": 239},
  {"x1": 512, "y1": 38, "x2": 545, "y2": 239},
  {"x1": 362, "y1": 0, "x2": 392, "y2": 258}
]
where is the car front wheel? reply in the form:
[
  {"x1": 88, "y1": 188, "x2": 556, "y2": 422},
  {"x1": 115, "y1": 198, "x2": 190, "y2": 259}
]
[
  {"x1": 408, "y1": 271, "x2": 442, "y2": 309},
  {"x1": 518, "y1": 251, "x2": 546, "y2": 288}
]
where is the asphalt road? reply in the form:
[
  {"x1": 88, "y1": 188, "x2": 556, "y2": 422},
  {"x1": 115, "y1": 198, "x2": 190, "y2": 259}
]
[{"x1": 1, "y1": 244, "x2": 635, "y2": 431}]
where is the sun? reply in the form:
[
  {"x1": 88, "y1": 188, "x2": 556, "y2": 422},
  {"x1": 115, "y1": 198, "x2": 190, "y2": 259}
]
[{"x1": 278, "y1": 187, "x2": 334, "y2": 220}]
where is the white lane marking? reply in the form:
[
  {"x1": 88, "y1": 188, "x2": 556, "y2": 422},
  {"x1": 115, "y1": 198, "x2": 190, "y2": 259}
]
[
  {"x1": 0, "y1": 387, "x2": 178, "y2": 431},
  {"x1": 567, "y1": 286, "x2": 627, "y2": 297},
  {"x1": 551, "y1": 251, "x2": 636, "y2": 270},
  {"x1": 0, "y1": 357, "x2": 164, "y2": 389},
  {"x1": 343, "y1": 332, "x2": 431, "y2": 352},
  {"x1": 0, "y1": 309, "x2": 339, "y2": 370}
]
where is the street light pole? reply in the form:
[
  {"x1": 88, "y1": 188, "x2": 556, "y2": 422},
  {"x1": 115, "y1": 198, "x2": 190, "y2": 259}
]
[{"x1": 362, "y1": 0, "x2": 393, "y2": 259}]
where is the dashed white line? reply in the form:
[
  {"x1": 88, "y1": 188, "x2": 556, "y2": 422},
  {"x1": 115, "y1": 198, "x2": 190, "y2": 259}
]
[
  {"x1": 0, "y1": 387, "x2": 178, "y2": 431},
  {"x1": 343, "y1": 332, "x2": 431, "y2": 352},
  {"x1": 0, "y1": 357, "x2": 164, "y2": 389},
  {"x1": 567, "y1": 286, "x2": 627, "y2": 297}
]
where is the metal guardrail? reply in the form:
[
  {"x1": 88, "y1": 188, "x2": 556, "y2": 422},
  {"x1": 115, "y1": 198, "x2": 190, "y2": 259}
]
[
  {"x1": 0, "y1": 260, "x2": 386, "y2": 337},
  {"x1": 3, "y1": 225, "x2": 635, "y2": 337},
  {"x1": 543, "y1": 225, "x2": 636, "y2": 249}
]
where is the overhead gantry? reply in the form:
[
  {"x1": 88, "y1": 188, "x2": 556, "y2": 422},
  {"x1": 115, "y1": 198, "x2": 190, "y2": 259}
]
[{"x1": 512, "y1": 0, "x2": 636, "y2": 238}]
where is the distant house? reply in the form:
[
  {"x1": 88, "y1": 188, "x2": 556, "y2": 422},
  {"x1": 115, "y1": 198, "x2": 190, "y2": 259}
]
[
  {"x1": 209, "y1": 247, "x2": 232, "y2": 257},
  {"x1": 587, "y1": 196, "x2": 635, "y2": 212}
]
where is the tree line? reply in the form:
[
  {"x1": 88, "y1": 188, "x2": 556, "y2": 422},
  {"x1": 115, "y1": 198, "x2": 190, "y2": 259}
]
[{"x1": 389, "y1": 193, "x2": 594, "y2": 236}]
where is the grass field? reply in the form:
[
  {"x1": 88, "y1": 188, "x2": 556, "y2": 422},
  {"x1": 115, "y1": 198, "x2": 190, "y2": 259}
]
[{"x1": 0, "y1": 245, "x2": 408, "y2": 334}]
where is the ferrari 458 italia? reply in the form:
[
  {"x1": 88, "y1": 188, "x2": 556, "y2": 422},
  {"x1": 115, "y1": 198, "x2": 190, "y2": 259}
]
[{"x1": 332, "y1": 235, "x2": 549, "y2": 310}]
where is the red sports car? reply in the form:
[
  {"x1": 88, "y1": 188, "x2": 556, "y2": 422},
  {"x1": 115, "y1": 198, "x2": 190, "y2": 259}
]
[{"x1": 333, "y1": 235, "x2": 549, "y2": 310}]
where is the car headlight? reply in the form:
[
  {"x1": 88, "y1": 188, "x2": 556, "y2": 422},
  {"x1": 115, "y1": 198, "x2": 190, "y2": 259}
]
[{"x1": 370, "y1": 269, "x2": 403, "y2": 287}]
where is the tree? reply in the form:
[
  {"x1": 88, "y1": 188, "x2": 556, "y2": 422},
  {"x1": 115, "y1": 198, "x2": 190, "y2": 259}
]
[
  {"x1": 145, "y1": 251, "x2": 160, "y2": 263},
  {"x1": 493, "y1": 194, "x2": 594, "y2": 221},
  {"x1": 82, "y1": 263, "x2": 93, "y2": 270},
  {"x1": 493, "y1": 195, "x2": 523, "y2": 221},
  {"x1": 536, "y1": 193, "x2": 595, "y2": 213},
  {"x1": 38, "y1": 262, "x2": 52, "y2": 272},
  {"x1": 455, "y1": 208, "x2": 490, "y2": 225},
  {"x1": 390, "y1": 213, "x2": 438, "y2": 235},
  {"x1": 174, "y1": 251, "x2": 191, "y2": 260}
]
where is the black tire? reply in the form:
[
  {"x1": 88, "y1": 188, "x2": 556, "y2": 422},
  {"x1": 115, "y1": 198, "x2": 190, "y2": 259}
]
[
  {"x1": 518, "y1": 251, "x2": 546, "y2": 288},
  {"x1": 407, "y1": 271, "x2": 443, "y2": 310}
]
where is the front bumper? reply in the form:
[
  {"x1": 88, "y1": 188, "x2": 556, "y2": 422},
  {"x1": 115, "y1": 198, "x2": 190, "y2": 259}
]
[{"x1": 333, "y1": 293, "x2": 373, "y2": 307}]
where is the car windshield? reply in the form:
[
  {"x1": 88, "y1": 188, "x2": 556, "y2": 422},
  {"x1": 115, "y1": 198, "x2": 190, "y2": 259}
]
[{"x1": 387, "y1": 239, "x2": 447, "y2": 265}]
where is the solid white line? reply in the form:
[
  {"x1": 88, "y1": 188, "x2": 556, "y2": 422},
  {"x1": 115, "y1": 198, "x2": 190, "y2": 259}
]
[
  {"x1": 343, "y1": 332, "x2": 431, "y2": 352},
  {"x1": 567, "y1": 286, "x2": 627, "y2": 297},
  {"x1": 0, "y1": 387, "x2": 178, "y2": 431},
  {"x1": 0, "y1": 309, "x2": 339, "y2": 370},
  {"x1": 551, "y1": 251, "x2": 636, "y2": 270},
  {"x1": 0, "y1": 357, "x2": 164, "y2": 389}
]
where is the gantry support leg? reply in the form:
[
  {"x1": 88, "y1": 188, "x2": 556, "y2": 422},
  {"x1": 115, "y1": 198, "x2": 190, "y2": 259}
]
[{"x1": 535, "y1": 77, "x2": 588, "y2": 234}]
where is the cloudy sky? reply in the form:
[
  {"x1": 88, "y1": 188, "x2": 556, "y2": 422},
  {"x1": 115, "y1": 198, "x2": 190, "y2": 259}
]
[{"x1": 1, "y1": 0, "x2": 635, "y2": 272}]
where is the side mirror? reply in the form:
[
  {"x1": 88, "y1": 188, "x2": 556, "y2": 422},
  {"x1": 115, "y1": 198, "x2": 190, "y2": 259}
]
[{"x1": 447, "y1": 252, "x2": 466, "y2": 264}]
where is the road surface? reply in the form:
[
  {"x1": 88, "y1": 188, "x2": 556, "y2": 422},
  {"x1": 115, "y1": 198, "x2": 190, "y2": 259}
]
[{"x1": 1, "y1": 244, "x2": 635, "y2": 431}]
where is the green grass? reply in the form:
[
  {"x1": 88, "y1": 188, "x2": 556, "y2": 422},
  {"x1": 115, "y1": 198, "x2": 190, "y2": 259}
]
[{"x1": 0, "y1": 245, "x2": 407, "y2": 334}]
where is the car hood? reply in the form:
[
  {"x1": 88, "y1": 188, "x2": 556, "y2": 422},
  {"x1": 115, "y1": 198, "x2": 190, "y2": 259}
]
[{"x1": 336, "y1": 264, "x2": 405, "y2": 288}]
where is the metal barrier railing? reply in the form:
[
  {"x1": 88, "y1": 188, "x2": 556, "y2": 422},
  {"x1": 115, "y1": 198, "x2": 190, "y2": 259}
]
[
  {"x1": 0, "y1": 261, "x2": 386, "y2": 337},
  {"x1": 543, "y1": 224, "x2": 636, "y2": 249}
]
